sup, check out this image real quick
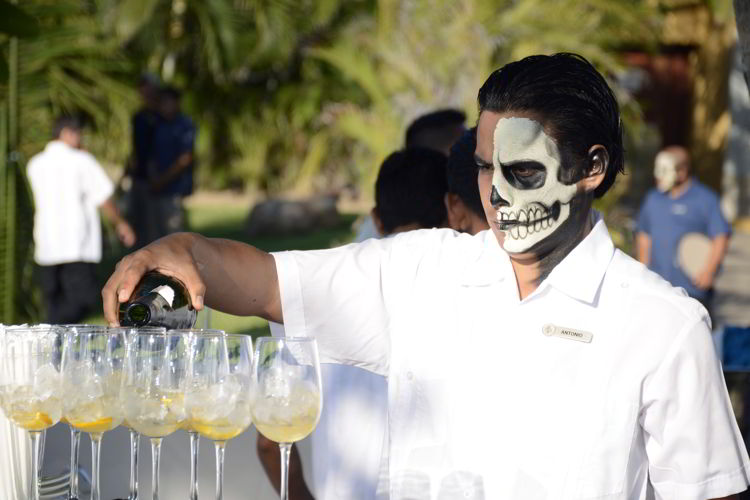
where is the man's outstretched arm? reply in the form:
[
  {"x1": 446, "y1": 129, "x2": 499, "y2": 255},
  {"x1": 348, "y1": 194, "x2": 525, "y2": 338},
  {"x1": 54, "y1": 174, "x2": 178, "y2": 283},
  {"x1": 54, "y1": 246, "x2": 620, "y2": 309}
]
[{"x1": 102, "y1": 232, "x2": 282, "y2": 325}]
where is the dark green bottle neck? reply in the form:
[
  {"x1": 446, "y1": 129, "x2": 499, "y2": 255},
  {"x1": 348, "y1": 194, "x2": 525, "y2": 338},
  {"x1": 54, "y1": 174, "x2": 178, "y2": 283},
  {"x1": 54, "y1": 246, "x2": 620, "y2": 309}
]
[{"x1": 125, "y1": 302, "x2": 151, "y2": 327}]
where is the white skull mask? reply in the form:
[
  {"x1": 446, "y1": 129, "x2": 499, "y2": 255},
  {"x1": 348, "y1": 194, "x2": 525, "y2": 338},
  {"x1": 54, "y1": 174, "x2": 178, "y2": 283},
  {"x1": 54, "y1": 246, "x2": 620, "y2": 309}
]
[
  {"x1": 653, "y1": 150, "x2": 678, "y2": 193},
  {"x1": 491, "y1": 117, "x2": 578, "y2": 253}
]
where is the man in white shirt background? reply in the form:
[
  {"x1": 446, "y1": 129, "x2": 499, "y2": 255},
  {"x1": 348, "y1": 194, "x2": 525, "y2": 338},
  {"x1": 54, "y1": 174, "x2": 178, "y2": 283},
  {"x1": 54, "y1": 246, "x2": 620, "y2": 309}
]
[
  {"x1": 27, "y1": 115, "x2": 135, "y2": 324},
  {"x1": 103, "y1": 53, "x2": 748, "y2": 499}
]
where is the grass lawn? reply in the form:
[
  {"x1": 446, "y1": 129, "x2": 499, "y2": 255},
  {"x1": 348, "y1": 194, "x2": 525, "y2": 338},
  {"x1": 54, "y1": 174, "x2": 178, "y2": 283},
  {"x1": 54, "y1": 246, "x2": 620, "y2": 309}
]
[{"x1": 84, "y1": 196, "x2": 358, "y2": 337}]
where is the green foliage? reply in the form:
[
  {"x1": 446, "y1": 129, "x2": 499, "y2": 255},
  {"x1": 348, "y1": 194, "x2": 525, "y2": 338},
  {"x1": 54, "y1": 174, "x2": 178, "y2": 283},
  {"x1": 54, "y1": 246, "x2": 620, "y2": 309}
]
[
  {"x1": 0, "y1": 1, "x2": 137, "y2": 164},
  {"x1": 5, "y1": 0, "x2": 662, "y2": 196},
  {"x1": 0, "y1": 0, "x2": 39, "y2": 38},
  {"x1": 310, "y1": 0, "x2": 660, "y2": 199}
]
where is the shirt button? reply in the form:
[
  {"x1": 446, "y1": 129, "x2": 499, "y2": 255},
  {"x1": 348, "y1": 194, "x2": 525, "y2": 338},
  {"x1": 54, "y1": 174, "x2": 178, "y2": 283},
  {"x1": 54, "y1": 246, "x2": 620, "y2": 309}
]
[
  {"x1": 621, "y1": 281, "x2": 629, "y2": 288},
  {"x1": 406, "y1": 372, "x2": 413, "y2": 381}
]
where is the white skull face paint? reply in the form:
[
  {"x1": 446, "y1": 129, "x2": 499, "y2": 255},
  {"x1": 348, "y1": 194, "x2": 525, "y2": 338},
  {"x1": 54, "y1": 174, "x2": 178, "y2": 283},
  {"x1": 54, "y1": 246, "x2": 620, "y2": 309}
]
[
  {"x1": 653, "y1": 150, "x2": 678, "y2": 193},
  {"x1": 491, "y1": 117, "x2": 578, "y2": 253}
]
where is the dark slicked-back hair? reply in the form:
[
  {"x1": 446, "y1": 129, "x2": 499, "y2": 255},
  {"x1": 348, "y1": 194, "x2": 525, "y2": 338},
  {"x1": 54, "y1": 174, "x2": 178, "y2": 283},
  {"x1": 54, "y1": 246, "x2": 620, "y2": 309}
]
[
  {"x1": 447, "y1": 128, "x2": 484, "y2": 218},
  {"x1": 405, "y1": 109, "x2": 466, "y2": 152},
  {"x1": 375, "y1": 148, "x2": 448, "y2": 234},
  {"x1": 477, "y1": 53, "x2": 624, "y2": 198}
]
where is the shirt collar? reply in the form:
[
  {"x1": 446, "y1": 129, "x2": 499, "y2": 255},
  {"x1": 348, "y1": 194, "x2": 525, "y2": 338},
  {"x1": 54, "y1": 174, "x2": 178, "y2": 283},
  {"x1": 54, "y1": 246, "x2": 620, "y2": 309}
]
[
  {"x1": 458, "y1": 230, "x2": 510, "y2": 287},
  {"x1": 540, "y1": 214, "x2": 615, "y2": 304},
  {"x1": 46, "y1": 140, "x2": 72, "y2": 153}
]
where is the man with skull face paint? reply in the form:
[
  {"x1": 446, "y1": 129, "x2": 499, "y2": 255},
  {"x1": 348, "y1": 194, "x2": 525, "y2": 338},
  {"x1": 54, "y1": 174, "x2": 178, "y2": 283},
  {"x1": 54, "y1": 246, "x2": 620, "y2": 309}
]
[{"x1": 102, "y1": 53, "x2": 749, "y2": 500}]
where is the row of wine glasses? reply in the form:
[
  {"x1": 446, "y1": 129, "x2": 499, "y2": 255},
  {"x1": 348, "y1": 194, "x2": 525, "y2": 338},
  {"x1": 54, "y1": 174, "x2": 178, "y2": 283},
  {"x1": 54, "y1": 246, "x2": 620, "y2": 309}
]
[{"x1": 0, "y1": 325, "x2": 322, "y2": 500}]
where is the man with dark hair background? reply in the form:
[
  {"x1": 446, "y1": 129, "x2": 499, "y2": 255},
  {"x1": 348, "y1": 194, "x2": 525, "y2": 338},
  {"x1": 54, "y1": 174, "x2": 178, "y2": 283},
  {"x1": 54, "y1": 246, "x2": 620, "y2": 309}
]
[
  {"x1": 143, "y1": 85, "x2": 195, "y2": 244},
  {"x1": 405, "y1": 108, "x2": 467, "y2": 155},
  {"x1": 104, "y1": 53, "x2": 748, "y2": 499},
  {"x1": 371, "y1": 148, "x2": 448, "y2": 235},
  {"x1": 444, "y1": 128, "x2": 490, "y2": 234},
  {"x1": 354, "y1": 108, "x2": 465, "y2": 242},
  {"x1": 27, "y1": 115, "x2": 135, "y2": 324}
]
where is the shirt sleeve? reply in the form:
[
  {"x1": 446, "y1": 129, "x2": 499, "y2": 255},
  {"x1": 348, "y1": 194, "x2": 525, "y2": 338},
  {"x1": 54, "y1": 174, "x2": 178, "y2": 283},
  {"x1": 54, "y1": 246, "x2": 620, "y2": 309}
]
[
  {"x1": 80, "y1": 152, "x2": 114, "y2": 207},
  {"x1": 635, "y1": 192, "x2": 654, "y2": 235},
  {"x1": 271, "y1": 238, "x2": 395, "y2": 376},
  {"x1": 706, "y1": 192, "x2": 731, "y2": 238},
  {"x1": 641, "y1": 317, "x2": 750, "y2": 499}
]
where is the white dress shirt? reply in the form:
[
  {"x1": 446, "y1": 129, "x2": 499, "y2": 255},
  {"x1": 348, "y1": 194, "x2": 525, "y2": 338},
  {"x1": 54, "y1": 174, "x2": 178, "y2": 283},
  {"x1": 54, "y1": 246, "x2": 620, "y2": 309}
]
[
  {"x1": 272, "y1": 217, "x2": 750, "y2": 500},
  {"x1": 27, "y1": 140, "x2": 114, "y2": 265}
]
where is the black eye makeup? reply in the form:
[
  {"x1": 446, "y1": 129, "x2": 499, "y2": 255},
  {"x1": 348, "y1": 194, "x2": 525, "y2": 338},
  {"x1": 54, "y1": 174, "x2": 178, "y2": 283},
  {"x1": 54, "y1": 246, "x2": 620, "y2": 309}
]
[{"x1": 500, "y1": 160, "x2": 547, "y2": 189}]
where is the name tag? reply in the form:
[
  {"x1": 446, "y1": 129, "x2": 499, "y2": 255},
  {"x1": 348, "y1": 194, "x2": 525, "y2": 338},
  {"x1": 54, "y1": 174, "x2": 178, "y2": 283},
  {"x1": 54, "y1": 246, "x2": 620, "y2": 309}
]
[{"x1": 542, "y1": 324, "x2": 593, "y2": 343}]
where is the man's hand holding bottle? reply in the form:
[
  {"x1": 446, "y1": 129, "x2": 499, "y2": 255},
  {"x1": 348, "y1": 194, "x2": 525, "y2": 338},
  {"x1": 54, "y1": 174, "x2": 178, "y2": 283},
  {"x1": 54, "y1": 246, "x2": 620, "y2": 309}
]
[{"x1": 102, "y1": 232, "x2": 282, "y2": 327}]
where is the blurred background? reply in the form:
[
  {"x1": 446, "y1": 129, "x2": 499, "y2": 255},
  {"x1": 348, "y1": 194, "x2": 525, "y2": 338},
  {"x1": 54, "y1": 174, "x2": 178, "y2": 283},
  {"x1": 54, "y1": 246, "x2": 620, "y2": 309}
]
[{"x1": 0, "y1": 0, "x2": 749, "y2": 331}]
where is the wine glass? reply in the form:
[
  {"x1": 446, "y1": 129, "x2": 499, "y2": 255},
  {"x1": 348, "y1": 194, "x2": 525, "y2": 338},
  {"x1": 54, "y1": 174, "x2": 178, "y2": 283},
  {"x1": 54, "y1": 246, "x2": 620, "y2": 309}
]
[
  {"x1": 62, "y1": 327, "x2": 127, "y2": 500},
  {"x1": 251, "y1": 337, "x2": 322, "y2": 500},
  {"x1": 185, "y1": 331, "x2": 254, "y2": 500},
  {"x1": 120, "y1": 326, "x2": 166, "y2": 500},
  {"x1": 173, "y1": 329, "x2": 225, "y2": 500},
  {"x1": 58, "y1": 324, "x2": 107, "y2": 500},
  {"x1": 121, "y1": 331, "x2": 190, "y2": 500},
  {"x1": 0, "y1": 326, "x2": 65, "y2": 500}
]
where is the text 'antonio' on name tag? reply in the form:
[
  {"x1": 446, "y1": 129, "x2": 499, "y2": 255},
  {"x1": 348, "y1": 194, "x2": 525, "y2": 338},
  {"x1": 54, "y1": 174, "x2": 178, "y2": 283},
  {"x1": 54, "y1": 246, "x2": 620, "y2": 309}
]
[{"x1": 542, "y1": 324, "x2": 593, "y2": 343}]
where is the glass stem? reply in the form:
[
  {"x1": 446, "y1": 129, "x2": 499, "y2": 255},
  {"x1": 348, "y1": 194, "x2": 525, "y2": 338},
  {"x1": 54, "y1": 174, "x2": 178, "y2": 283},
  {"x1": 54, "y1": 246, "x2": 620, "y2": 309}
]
[
  {"x1": 214, "y1": 441, "x2": 226, "y2": 500},
  {"x1": 38, "y1": 430, "x2": 46, "y2": 479},
  {"x1": 278, "y1": 442, "x2": 292, "y2": 500},
  {"x1": 129, "y1": 429, "x2": 139, "y2": 500},
  {"x1": 28, "y1": 431, "x2": 42, "y2": 500},
  {"x1": 90, "y1": 433, "x2": 103, "y2": 500},
  {"x1": 150, "y1": 438, "x2": 163, "y2": 500},
  {"x1": 189, "y1": 431, "x2": 199, "y2": 500},
  {"x1": 70, "y1": 426, "x2": 80, "y2": 499}
]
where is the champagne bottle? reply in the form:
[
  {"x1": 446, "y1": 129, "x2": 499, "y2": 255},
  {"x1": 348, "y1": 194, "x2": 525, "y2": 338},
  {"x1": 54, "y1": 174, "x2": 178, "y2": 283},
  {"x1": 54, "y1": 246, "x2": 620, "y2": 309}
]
[{"x1": 119, "y1": 272, "x2": 197, "y2": 329}]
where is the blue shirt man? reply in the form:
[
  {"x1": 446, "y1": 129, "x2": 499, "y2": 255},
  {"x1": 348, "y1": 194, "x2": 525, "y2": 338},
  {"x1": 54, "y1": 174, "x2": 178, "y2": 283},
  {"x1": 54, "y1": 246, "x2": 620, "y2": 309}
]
[
  {"x1": 149, "y1": 86, "x2": 195, "y2": 196},
  {"x1": 636, "y1": 146, "x2": 731, "y2": 304}
]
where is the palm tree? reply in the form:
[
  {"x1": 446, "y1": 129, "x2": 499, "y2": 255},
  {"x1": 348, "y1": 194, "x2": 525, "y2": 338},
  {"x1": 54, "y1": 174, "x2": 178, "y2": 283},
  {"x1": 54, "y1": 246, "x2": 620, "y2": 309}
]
[
  {"x1": 0, "y1": 0, "x2": 38, "y2": 323},
  {"x1": 0, "y1": 0, "x2": 137, "y2": 323},
  {"x1": 311, "y1": 0, "x2": 660, "y2": 194}
]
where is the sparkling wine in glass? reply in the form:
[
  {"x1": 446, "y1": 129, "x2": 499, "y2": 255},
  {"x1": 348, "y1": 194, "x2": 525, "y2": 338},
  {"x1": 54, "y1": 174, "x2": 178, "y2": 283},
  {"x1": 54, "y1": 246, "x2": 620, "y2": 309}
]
[
  {"x1": 0, "y1": 326, "x2": 65, "y2": 500},
  {"x1": 185, "y1": 331, "x2": 253, "y2": 500},
  {"x1": 252, "y1": 337, "x2": 322, "y2": 500},
  {"x1": 62, "y1": 327, "x2": 127, "y2": 500},
  {"x1": 122, "y1": 331, "x2": 190, "y2": 500},
  {"x1": 120, "y1": 326, "x2": 166, "y2": 500},
  {"x1": 58, "y1": 324, "x2": 110, "y2": 500},
  {"x1": 174, "y1": 329, "x2": 224, "y2": 500}
]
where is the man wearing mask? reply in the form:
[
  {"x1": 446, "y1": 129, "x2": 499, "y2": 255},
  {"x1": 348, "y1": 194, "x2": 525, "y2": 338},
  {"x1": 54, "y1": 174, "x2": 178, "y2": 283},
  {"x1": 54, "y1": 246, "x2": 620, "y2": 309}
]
[{"x1": 636, "y1": 145, "x2": 731, "y2": 309}]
